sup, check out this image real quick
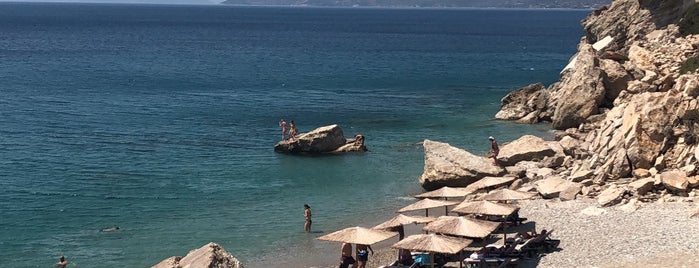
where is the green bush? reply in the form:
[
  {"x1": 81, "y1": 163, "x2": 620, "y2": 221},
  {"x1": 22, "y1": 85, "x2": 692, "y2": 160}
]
[
  {"x1": 679, "y1": 3, "x2": 699, "y2": 36},
  {"x1": 680, "y1": 56, "x2": 699, "y2": 74}
]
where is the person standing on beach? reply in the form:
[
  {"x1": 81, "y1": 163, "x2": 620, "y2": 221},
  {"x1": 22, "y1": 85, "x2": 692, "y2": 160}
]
[
  {"x1": 339, "y1": 242, "x2": 355, "y2": 268},
  {"x1": 56, "y1": 256, "x2": 69, "y2": 268},
  {"x1": 303, "y1": 204, "x2": 312, "y2": 233},
  {"x1": 489, "y1": 136, "x2": 499, "y2": 165},
  {"x1": 279, "y1": 119, "x2": 288, "y2": 140},
  {"x1": 355, "y1": 244, "x2": 373, "y2": 268}
]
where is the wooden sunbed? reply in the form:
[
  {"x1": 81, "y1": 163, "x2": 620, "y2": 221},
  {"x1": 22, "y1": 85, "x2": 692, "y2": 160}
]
[{"x1": 463, "y1": 257, "x2": 519, "y2": 268}]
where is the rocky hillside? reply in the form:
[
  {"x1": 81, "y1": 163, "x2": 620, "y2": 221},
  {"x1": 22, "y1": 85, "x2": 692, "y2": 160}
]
[
  {"x1": 420, "y1": 0, "x2": 699, "y2": 206},
  {"x1": 488, "y1": 0, "x2": 699, "y2": 203}
]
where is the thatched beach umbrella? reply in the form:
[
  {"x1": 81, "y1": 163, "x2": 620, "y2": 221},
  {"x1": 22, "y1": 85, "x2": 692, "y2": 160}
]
[
  {"x1": 414, "y1": 186, "x2": 472, "y2": 199},
  {"x1": 392, "y1": 234, "x2": 473, "y2": 268},
  {"x1": 397, "y1": 198, "x2": 459, "y2": 217},
  {"x1": 423, "y1": 216, "x2": 500, "y2": 239},
  {"x1": 317, "y1": 226, "x2": 397, "y2": 245},
  {"x1": 451, "y1": 200, "x2": 518, "y2": 216},
  {"x1": 372, "y1": 214, "x2": 436, "y2": 230},
  {"x1": 479, "y1": 188, "x2": 536, "y2": 202},
  {"x1": 464, "y1": 176, "x2": 517, "y2": 193}
]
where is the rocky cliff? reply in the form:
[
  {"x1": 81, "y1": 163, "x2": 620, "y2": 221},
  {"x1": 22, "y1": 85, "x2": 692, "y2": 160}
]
[{"x1": 493, "y1": 0, "x2": 699, "y2": 204}]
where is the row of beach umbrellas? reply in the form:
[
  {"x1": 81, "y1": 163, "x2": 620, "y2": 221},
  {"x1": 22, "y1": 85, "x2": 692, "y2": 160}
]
[{"x1": 317, "y1": 186, "x2": 537, "y2": 268}]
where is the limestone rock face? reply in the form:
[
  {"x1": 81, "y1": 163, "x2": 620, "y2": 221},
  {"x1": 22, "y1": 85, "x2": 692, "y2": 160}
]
[
  {"x1": 582, "y1": 0, "x2": 694, "y2": 51},
  {"x1": 274, "y1": 125, "x2": 366, "y2": 154},
  {"x1": 498, "y1": 135, "x2": 556, "y2": 166},
  {"x1": 492, "y1": 0, "x2": 699, "y2": 202},
  {"x1": 419, "y1": 140, "x2": 506, "y2": 191},
  {"x1": 495, "y1": 83, "x2": 548, "y2": 122},
  {"x1": 550, "y1": 44, "x2": 606, "y2": 130},
  {"x1": 152, "y1": 242, "x2": 244, "y2": 268}
]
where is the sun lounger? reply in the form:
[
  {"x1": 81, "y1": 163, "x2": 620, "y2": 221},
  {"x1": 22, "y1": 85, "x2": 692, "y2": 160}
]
[{"x1": 463, "y1": 257, "x2": 519, "y2": 268}]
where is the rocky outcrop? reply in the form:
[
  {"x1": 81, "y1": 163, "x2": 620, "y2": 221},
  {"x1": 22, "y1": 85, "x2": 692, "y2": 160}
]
[
  {"x1": 419, "y1": 140, "x2": 506, "y2": 190},
  {"x1": 274, "y1": 124, "x2": 367, "y2": 154},
  {"x1": 495, "y1": 83, "x2": 548, "y2": 123},
  {"x1": 498, "y1": 135, "x2": 556, "y2": 166},
  {"x1": 488, "y1": 0, "x2": 699, "y2": 204},
  {"x1": 152, "y1": 242, "x2": 244, "y2": 268}
]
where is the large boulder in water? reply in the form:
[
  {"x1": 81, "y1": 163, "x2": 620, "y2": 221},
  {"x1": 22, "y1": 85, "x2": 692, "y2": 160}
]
[
  {"x1": 419, "y1": 140, "x2": 506, "y2": 191},
  {"x1": 152, "y1": 242, "x2": 244, "y2": 268},
  {"x1": 274, "y1": 124, "x2": 367, "y2": 154}
]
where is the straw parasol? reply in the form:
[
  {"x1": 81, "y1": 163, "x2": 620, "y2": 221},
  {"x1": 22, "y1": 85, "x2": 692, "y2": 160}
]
[
  {"x1": 464, "y1": 176, "x2": 517, "y2": 193},
  {"x1": 372, "y1": 214, "x2": 436, "y2": 230},
  {"x1": 479, "y1": 188, "x2": 536, "y2": 202},
  {"x1": 414, "y1": 186, "x2": 472, "y2": 199},
  {"x1": 397, "y1": 198, "x2": 459, "y2": 217},
  {"x1": 392, "y1": 234, "x2": 473, "y2": 268},
  {"x1": 451, "y1": 200, "x2": 518, "y2": 216},
  {"x1": 423, "y1": 216, "x2": 500, "y2": 239},
  {"x1": 316, "y1": 226, "x2": 397, "y2": 245}
]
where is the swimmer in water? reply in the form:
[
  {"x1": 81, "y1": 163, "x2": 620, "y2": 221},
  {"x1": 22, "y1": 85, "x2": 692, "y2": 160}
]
[{"x1": 100, "y1": 226, "x2": 120, "y2": 232}]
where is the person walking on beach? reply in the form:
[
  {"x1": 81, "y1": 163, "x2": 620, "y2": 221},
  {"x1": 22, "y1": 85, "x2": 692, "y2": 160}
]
[
  {"x1": 303, "y1": 204, "x2": 312, "y2": 233},
  {"x1": 56, "y1": 256, "x2": 69, "y2": 268},
  {"x1": 279, "y1": 119, "x2": 288, "y2": 140},
  {"x1": 339, "y1": 242, "x2": 355, "y2": 268},
  {"x1": 355, "y1": 244, "x2": 374, "y2": 268},
  {"x1": 489, "y1": 136, "x2": 499, "y2": 165},
  {"x1": 289, "y1": 120, "x2": 298, "y2": 141}
]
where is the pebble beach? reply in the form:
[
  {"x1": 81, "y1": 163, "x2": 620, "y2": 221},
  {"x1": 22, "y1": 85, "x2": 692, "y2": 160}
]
[{"x1": 309, "y1": 197, "x2": 699, "y2": 268}]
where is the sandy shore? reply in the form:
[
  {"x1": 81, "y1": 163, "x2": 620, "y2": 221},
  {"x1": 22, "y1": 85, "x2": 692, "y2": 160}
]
[{"x1": 296, "y1": 196, "x2": 699, "y2": 268}]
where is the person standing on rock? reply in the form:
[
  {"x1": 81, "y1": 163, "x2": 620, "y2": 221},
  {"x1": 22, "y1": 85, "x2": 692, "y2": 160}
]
[
  {"x1": 489, "y1": 136, "x2": 499, "y2": 165},
  {"x1": 304, "y1": 204, "x2": 312, "y2": 233},
  {"x1": 289, "y1": 120, "x2": 298, "y2": 141},
  {"x1": 279, "y1": 119, "x2": 288, "y2": 140}
]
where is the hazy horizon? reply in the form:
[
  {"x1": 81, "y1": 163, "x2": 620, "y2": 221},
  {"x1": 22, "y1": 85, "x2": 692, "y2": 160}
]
[{"x1": 0, "y1": 0, "x2": 221, "y2": 4}]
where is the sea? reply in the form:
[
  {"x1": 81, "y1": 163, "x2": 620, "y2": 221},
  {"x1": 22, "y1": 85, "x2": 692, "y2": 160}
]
[{"x1": 0, "y1": 3, "x2": 589, "y2": 267}]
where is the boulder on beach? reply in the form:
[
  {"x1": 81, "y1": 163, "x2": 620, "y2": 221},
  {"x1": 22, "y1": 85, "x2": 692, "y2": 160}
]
[
  {"x1": 419, "y1": 140, "x2": 506, "y2": 190},
  {"x1": 498, "y1": 135, "x2": 556, "y2": 166},
  {"x1": 274, "y1": 124, "x2": 367, "y2": 154},
  {"x1": 152, "y1": 242, "x2": 244, "y2": 268}
]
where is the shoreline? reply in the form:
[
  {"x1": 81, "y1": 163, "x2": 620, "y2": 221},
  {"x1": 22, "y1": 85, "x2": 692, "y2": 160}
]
[{"x1": 267, "y1": 197, "x2": 699, "y2": 268}]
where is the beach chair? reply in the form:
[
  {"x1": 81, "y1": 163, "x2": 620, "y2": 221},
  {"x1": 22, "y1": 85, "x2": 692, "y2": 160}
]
[{"x1": 462, "y1": 257, "x2": 519, "y2": 268}]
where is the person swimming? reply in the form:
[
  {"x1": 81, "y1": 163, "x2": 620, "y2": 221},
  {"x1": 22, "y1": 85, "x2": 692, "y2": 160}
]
[{"x1": 100, "y1": 226, "x2": 120, "y2": 232}]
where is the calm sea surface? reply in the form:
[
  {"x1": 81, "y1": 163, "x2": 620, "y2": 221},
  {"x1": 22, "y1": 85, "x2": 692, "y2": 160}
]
[{"x1": 0, "y1": 3, "x2": 588, "y2": 267}]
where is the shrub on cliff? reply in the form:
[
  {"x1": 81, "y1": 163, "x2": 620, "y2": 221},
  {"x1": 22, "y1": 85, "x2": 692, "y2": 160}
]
[
  {"x1": 680, "y1": 56, "x2": 699, "y2": 74},
  {"x1": 679, "y1": 3, "x2": 699, "y2": 36}
]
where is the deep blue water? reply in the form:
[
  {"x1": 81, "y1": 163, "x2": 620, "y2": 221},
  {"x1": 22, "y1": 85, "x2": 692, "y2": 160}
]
[{"x1": 0, "y1": 3, "x2": 588, "y2": 267}]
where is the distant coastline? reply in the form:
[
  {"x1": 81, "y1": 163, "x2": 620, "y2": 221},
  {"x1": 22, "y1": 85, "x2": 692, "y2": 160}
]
[{"x1": 220, "y1": 0, "x2": 611, "y2": 9}]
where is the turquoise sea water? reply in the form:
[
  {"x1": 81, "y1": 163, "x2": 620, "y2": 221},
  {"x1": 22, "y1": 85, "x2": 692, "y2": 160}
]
[{"x1": 0, "y1": 3, "x2": 588, "y2": 267}]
